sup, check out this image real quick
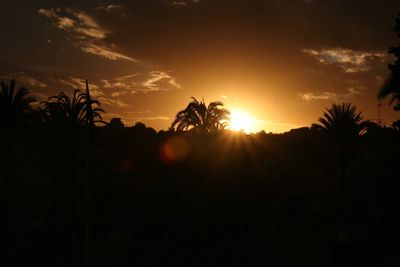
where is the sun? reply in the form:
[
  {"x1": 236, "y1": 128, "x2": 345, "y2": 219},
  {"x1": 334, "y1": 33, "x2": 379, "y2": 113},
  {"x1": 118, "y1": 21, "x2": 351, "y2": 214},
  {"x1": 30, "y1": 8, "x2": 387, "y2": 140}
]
[{"x1": 229, "y1": 109, "x2": 256, "y2": 133}]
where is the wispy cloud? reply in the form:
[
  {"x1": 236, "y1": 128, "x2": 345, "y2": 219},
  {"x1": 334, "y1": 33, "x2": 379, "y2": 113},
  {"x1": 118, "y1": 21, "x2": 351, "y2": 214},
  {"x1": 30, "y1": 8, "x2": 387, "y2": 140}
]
[
  {"x1": 111, "y1": 91, "x2": 129, "y2": 97},
  {"x1": 115, "y1": 73, "x2": 138, "y2": 80},
  {"x1": 299, "y1": 87, "x2": 362, "y2": 102},
  {"x1": 168, "y1": 0, "x2": 201, "y2": 6},
  {"x1": 302, "y1": 48, "x2": 387, "y2": 73},
  {"x1": 59, "y1": 77, "x2": 105, "y2": 97},
  {"x1": 19, "y1": 75, "x2": 47, "y2": 88},
  {"x1": 38, "y1": 8, "x2": 107, "y2": 38},
  {"x1": 142, "y1": 71, "x2": 182, "y2": 91},
  {"x1": 0, "y1": 73, "x2": 47, "y2": 88},
  {"x1": 138, "y1": 116, "x2": 170, "y2": 121},
  {"x1": 55, "y1": 72, "x2": 180, "y2": 109},
  {"x1": 95, "y1": 5, "x2": 123, "y2": 12},
  {"x1": 81, "y1": 43, "x2": 137, "y2": 61},
  {"x1": 100, "y1": 70, "x2": 181, "y2": 94},
  {"x1": 38, "y1": 7, "x2": 138, "y2": 62},
  {"x1": 98, "y1": 97, "x2": 130, "y2": 107}
]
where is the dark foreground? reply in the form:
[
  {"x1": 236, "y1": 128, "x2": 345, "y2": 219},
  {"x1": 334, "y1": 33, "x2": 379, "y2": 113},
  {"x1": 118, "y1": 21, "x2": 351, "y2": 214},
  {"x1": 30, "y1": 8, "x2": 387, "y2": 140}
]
[{"x1": 1, "y1": 125, "x2": 399, "y2": 266}]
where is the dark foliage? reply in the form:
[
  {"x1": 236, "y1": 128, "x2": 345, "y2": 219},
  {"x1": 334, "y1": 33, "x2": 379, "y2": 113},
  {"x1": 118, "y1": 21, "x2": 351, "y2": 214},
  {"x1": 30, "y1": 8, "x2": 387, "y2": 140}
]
[
  {"x1": 379, "y1": 12, "x2": 400, "y2": 111},
  {"x1": 42, "y1": 90, "x2": 104, "y2": 127},
  {"x1": 0, "y1": 79, "x2": 35, "y2": 128},
  {"x1": 311, "y1": 102, "x2": 370, "y2": 144},
  {"x1": 171, "y1": 97, "x2": 230, "y2": 132}
]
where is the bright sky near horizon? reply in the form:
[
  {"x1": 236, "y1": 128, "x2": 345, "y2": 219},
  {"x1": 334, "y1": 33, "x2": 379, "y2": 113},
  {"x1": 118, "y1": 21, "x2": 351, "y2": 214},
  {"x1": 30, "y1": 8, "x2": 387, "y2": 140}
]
[{"x1": 1, "y1": 0, "x2": 400, "y2": 132}]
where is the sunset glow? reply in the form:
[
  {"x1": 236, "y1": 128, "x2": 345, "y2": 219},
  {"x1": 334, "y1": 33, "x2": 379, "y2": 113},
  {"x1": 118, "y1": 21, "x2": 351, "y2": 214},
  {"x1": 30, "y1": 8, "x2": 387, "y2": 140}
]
[{"x1": 229, "y1": 109, "x2": 257, "y2": 133}]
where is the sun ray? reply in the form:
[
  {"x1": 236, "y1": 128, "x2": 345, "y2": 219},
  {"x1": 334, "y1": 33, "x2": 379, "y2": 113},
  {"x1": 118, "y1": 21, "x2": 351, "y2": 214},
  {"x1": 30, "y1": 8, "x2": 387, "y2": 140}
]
[{"x1": 229, "y1": 109, "x2": 257, "y2": 133}]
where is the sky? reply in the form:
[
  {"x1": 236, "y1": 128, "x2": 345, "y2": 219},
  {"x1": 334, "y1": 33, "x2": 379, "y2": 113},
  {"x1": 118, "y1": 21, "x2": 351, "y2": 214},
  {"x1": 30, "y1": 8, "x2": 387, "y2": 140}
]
[{"x1": 1, "y1": 0, "x2": 400, "y2": 132}]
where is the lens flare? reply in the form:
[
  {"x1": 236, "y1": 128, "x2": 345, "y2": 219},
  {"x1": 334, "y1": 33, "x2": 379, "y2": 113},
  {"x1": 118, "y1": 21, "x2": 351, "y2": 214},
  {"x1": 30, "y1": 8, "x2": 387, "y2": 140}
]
[{"x1": 160, "y1": 136, "x2": 189, "y2": 164}]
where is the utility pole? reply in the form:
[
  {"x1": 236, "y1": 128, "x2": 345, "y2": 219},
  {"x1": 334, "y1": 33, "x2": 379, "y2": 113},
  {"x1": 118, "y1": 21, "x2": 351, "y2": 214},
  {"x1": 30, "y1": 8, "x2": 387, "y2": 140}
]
[
  {"x1": 84, "y1": 80, "x2": 93, "y2": 267},
  {"x1": 378, "y1": 103, "x2": 383, "y2": 126}
]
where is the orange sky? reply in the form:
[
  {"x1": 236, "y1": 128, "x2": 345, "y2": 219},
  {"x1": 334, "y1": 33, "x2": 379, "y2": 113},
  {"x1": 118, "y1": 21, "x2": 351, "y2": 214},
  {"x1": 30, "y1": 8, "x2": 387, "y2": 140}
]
[{"x1": 1, "y1": 0, "x2": 400, "y2": 132}]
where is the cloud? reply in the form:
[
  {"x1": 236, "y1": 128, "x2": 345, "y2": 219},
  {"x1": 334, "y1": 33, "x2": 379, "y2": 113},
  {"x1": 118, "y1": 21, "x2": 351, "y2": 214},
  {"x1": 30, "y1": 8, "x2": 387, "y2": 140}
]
[
  {"x1": 30, "y1": 92, "x2": 49, "y2": 109},
  {"x1": 38, "y1": 7, "x2": 138, "y2": 61},
  {"x1": 59, "y1": 77, "x2": 105, "y2": 97},
  {"x1": 95, "y1": 5, "x2": 124, "y2": 12},
  {"x1": 18, "y1": 75, "x2": 47, "y2": 88},
  {"x1": 302, "y1": 48, "x2": 387, "y2": 73},
  {"x1": 100, "y1": 71, "x2": 181, "y2": 94},
  {"x1": 111, "y1": 91, "x2": 129, "y2": 97},
  {"x1": 138, "y1": 116, "x2": 170, "y2": 121},
  {"x1": 0, "y1": 73, "x2": 47, "y2": 88},
  {"x1": 168, "y1": 0, "x2": 201, "y2": 6},
  {"x1": 299, "y1": 87, "x2": 362, "y2": 102},
  {"x1": 142, "y1": 71, "x2": 182, "y2": 91},
  {"x1": 31, "y1": 92, "x2": 48, "y2": 100},
  {"x1": 53, "y1": 72, "x2": 180, "y2": 109},
  {"x1": 115, "y1": 73, "x2": 138, "y2": 80},
  {"x1": 59, "y1": 77, "x2": 91, "y2": 89},
  {"x1": 81, "y1": 43, "x2": 138, "y2": 61},
  {"x1": 38, "y1": 8, "x2": 106, "y2": 38},
  {"x1": 98, "y1": 97, "x2": 130, "y2": 107}
]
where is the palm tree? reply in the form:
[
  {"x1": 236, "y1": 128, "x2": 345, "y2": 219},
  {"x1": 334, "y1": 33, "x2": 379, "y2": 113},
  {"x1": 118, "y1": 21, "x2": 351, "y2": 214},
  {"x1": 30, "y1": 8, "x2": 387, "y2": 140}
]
[
  {"x1": 0, "y1": 79, "x2": 35, "y2": 127},
  {"x1": 41, "y1": 88, "x2": 104, "y2": 234},
  {"x1": 378, "y1": 13, "x2": 400, "y2": 111},
  {"x1": 392, "y1": 119, "x2": 400, "y2": 131},
  {"x1": 42, "y1": 89, "x2": 104, "y2": 127},
  {"x1": 311, "y1": 102, "x2": 370, "y2": 144},
  {"x1": 312, "y1": 102, "x2": 370, "y2": 235},
  {"x1": 378, "y1": 77, "x2": 400, "y2": 111},
  {"x1": 171, "y1": 97, "x2": 230, "y2": 133},
  {"x1": 0, "y1": 79, "x2": 35, "y2": 258}
]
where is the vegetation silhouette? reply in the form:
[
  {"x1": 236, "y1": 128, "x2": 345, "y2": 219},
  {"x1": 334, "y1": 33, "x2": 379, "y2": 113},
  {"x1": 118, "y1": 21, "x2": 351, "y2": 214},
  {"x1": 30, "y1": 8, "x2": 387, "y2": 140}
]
[
  {"x1": 312, "y1": 102, "x2": 370, "y2": 228},
  {"x1": 0, "y1": 79, "x2": 35, "y2": 127},
  {"x1": 108, "y1": 117, "x2": 125, "y2": 130},
  {"x1": 393, "y1": 119, "x2": 400, "y2": 131},
  {"x1": 311, "y1": 102, "x2": 370, "y2": 144},
  {"x1": 0, "y1": 80, "x2": 36, "y2": 261},
  {"x1": 171, "y1": 97, "x2": 230, "y2": 133},
  {"x1": 42, "y1": 89, "x2": 104, "y2": 127},
  {"x1": 378, "y1": 12, "x2": 400, "y2": 111},
  {"x1": 38, "y1": 85, "x2": 105, "y2": 265}
]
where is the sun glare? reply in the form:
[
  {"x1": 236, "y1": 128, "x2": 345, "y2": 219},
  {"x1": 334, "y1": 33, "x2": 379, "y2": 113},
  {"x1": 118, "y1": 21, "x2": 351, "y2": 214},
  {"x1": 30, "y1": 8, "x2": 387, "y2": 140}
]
[{"x1": 229, "y1": 109, "x2": 256, "y2": 133}]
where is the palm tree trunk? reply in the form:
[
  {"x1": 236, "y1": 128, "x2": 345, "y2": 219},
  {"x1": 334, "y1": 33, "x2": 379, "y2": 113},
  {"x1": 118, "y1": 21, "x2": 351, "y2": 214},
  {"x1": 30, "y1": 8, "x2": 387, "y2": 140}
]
[{"x1": 84, "y1": 80, "x2": 94, "y2": 267}]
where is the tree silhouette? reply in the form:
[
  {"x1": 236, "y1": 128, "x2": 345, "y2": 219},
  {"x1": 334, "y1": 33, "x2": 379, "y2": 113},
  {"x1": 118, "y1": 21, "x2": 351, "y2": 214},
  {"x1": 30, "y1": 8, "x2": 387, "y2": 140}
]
[
  {"x1": 312, "y1": 103, "x2": 370, "y2": 235},
  {"x1": 378, "y1": 12, "x2": 400, "y2": 111},
  {"x1": 40, "y1": 87, "x2": 104, "y2": 244},
  {"x1": 392, "y1": 119, "x2": 400, "y2": 131},
  {"x1": 311, "y1": 103, "x2": 370, "y2": 144},
  {"x1": 108, "y1": 117, "x2": 125, "y2": 130},
  {"x1": 0, "y1": 80, "x2": 35, "y2": 260},
  {"x1": 171, "y1": 97, "x2": 230, "y2": 133},
  {"x1": 0, "y1": 79, "x2": 35, "y2": 127},
  {"x1": 42, "y1": 89, "x2": 104, "y2": 127}
]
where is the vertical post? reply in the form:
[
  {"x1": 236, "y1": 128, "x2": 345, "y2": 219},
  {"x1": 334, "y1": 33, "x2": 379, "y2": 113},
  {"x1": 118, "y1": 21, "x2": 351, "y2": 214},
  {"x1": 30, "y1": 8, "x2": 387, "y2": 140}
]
[
  {"x1": 84, "y1": 80, "x2": 93, "y2": 267},
  {"x1": 378, "y1": 103, "x2": 381, "y2": 126}
]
